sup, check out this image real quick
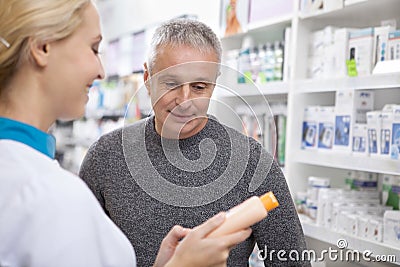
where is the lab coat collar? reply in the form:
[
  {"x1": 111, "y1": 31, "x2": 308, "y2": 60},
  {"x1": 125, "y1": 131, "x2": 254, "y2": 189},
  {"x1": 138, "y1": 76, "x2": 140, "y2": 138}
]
[{"x1": 0, "y1": 117, "x2": 56, "y2": 159}]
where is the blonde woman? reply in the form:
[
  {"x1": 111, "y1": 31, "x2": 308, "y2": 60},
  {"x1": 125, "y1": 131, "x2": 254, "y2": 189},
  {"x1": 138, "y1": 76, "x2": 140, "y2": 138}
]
[{"x1": 0, "y1": 1, "x2": 251, "y2": 266}]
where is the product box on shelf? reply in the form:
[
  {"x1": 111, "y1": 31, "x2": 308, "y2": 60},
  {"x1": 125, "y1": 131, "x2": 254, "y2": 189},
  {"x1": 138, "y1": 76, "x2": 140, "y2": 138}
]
[
  {"x1": 313, "y1": 185, "x2": 385, "y2": 232},
  {"x1": 302, "y1": 106, "x2": 319, "y2": 149},
  {"x1": 369, "y1": 104, "x2": 400, "y2": 160},
  {"x1": 353, "y1": 171, "x2": 378, "y2": 191},
  {"x1": 358, "y1": 208, "x2": 392, "y2": 242},
  {"x1": 367, "y1": 111, "x2": 382, "y2": 157},
  {"x1": 316, "y1": 187, "x2": 338, "y2": 226},
  {"x1": 307, "y1": 176, "x2": 330, "y2": 221},
  {"x1": 306, "y1": 199, "x2": 318, "y2": 220},
  {"x1": 295, "y1": 191, "x2": 308, "y2": 215},
  {"x1": 381, "y1": 112, "x2": 393, "y2": 157},
  {"x1": 283, "y1": 27, "x2": 292, "y2": 82},
  {"x1": 368, "y1": 216, "x2": 384, "y2": 242},
  {"x1": 373, "y1": 26, "x2": 393, "y2": 65},
  {"x1": 237, "y1": 47, "x2": 252, "y2": 84},
  {"x1": 317, "y1": 106, "x2": 335, "y2": 150},
  {"x1": 345, "y1": 170, "x2": 378, "y2": 191},
  {"x1": 309, "y1": 27, "x2": 336, "y2": 57},
  {"x1": 348, "y1": 28, "x2": 375, "y2": 76},
  {"x1": 300, "y1": 0, "x2": 343, "y2": 14},
  {"x1": 357, "y1": 215, "x2": 370, "y2": 238},
  {"x1": 382, "y1": 174, "x2": 400, "y2": 210},
  {"x1": 334, "y1": 114, "x2": 351, "y2": 151},
  {"x1": 383, "y1": 210, "x2": 400, "y2": 246},
  {"x1": 308, "y1": 26, "x2": 337, "y2": 79},
  {"x1": 352, "y1": 123, "x2": 368, "y2": 155},
  {"x1": 391, "y1": 105, "x2": 400, "y2": 160},
  {"x1": 345, "y1": 170, "x2": 355, "y2": 190},
  {"x1": 388, "y1": 30, "x2": 400, "y2": 60},
  {"x1": 307, "y1": 176, "x2": 330, "y2": 201},
  {"x1": 334, "y1": 90, "x2": 374, "y2": 152},
  {"x1": 333, "y1": 27, "x2": 359, "y2": 77},
  {"x1": 307, "y1": 55, "x2": 324, "y2": 79},
  {"x1": 380, "y1": 104, "x2": 400, "y2": 158}
]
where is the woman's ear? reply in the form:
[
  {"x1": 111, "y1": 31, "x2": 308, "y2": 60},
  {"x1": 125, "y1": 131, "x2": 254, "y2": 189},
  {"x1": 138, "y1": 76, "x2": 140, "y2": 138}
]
[{"x1": 30, "y1": 39, "x2": 50, "y2": 67}]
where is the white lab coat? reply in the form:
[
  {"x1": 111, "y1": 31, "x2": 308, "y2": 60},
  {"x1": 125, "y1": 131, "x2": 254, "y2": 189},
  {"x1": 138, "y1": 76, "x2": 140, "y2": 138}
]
[{"x1": 0, "y1": 140, "x2": 136, "y2": 267}]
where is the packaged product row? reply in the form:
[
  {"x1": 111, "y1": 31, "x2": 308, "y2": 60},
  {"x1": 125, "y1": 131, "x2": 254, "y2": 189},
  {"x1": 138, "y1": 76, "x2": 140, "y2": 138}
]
[
  {"x1": 236, "y1": 103, "x2": 287, "y2": 166},
  {"x1": 301, "y1": 90, "x2": 400, "y2": 160},
  {"x1": 224, "y1": 40, "x2": 286, "y2": 84},
  {"x1": 296, "y1": 174, "x2": 400, "y2": 246},
  {"x1": 307, "y1": 23, "x2": 399, "y2": 79}
]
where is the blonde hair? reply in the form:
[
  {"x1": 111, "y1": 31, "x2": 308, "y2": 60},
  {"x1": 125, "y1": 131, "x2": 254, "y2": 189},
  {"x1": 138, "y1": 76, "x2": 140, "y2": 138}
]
[{"x1": 0, "y1": 0, "x2": 91, "y2": 89}]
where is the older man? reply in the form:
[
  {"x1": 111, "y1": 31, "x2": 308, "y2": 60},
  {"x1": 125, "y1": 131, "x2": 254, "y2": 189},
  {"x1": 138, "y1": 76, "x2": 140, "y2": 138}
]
[{"x1": 80, "y1": 18, "x2": 309, "y2": 266}]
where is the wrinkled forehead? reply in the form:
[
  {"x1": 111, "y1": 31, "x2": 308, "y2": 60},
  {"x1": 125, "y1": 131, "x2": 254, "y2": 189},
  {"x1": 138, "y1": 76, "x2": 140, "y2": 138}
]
[{"x1": 151, "y1": 61, "x2": 220, "y2": 84}]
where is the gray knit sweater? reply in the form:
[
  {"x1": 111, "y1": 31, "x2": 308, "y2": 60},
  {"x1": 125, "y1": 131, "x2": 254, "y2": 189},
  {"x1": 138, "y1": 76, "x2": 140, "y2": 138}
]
[{"x1": 79, "y1": 116, "x2": 309, "y2": 266}]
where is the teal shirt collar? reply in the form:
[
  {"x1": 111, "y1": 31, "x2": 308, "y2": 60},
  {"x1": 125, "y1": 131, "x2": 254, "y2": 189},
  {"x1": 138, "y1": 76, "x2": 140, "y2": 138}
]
[{"x1": 0, "y1": 117, "x2": 56, "y2": 159}]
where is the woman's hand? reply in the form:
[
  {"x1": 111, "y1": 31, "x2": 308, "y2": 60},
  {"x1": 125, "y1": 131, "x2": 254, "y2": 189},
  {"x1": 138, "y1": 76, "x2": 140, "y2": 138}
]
[
  {"x1": 153, "y1": 225, "x2": 190, "y2": 267},
  {"x1": 154, "y1": 212, "x2": 252, "y2": 267}
]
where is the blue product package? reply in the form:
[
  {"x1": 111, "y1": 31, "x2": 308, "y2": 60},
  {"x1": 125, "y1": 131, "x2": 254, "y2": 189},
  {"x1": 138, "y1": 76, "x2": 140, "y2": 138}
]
[
  {"x1": 391, "y1": 123, "x2": 400, "y2": 159},
  {"x1": 318, "y1": 122, "x2": 333, "y2": 149},
  {"x1": 334, "y1": 115, "x2": 351, "y2": 146},
  {"x1": 352, "y1": 136, "x2": 366, "y2": 152},
  {"x1": 302, "y1": 121, "x2": 317, "y2": 148}
]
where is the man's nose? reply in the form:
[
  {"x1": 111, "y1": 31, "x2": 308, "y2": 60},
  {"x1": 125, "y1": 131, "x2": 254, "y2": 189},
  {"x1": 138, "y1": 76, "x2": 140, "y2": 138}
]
[{"x1": 175, "y1": 83, "x2": 192, "y2": 109}]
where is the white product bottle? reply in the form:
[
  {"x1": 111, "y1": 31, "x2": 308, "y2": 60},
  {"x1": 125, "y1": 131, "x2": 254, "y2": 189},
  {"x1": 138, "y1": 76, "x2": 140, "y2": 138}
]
[{"x1": 208, "y1": 192, "x2": 279, "y2": 238}]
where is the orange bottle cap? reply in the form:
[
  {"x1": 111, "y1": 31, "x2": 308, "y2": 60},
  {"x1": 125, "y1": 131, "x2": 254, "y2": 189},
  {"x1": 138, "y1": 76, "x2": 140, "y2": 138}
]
[{"x1": 260, "y1": 191, "x2": 279, "y2": 211}]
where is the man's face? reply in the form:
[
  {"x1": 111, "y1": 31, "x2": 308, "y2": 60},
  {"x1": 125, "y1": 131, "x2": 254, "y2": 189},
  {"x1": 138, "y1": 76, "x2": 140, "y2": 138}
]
[{"x1": 144, "y1": 44, "x2": 219, "y2": 139}]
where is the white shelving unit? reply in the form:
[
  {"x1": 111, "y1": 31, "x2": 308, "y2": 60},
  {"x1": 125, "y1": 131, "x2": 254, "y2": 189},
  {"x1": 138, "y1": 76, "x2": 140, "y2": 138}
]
[
  {"x1": 293, "y1": 150, "x2": 400, "y2": 176},
  {"x1": 295, "y1": 74, "x2": 400, "y2": 93},
  {"x1": 214, "y1": 81, "x2": 290, "y2": 98},
  {"x1": 220, "y1": 14, "x2": 292, "y2": 51},
  {"x1": 215, "y1": 0, "x2": 400, "y2": 265},
  {"x1": 302, "y1": 220, "x2": 400, "y2": 264}
]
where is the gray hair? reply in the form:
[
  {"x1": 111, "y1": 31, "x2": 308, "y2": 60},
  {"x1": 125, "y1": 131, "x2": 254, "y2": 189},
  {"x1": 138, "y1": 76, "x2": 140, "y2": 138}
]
[{"x1": 147, "y1": 18, "x2": 222, "y2": 73}]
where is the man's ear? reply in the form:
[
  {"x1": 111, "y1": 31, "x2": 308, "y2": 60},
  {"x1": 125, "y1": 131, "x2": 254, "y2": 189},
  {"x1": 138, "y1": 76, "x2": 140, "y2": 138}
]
[
  {"x1": 30, "y1": 39, "x2": 50, "y2": 67},
  {"x1": 143, "y1": 62, "x2": 151, "y2": 94}
]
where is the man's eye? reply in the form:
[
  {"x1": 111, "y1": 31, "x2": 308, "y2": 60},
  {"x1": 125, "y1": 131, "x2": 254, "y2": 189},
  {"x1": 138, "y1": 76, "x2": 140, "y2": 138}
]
[
  {"x1": 192, "y1": 83, "x2": 207, "y2": 90},
  {"x1": 165, "y1": 82, "x2": 178, "y2": 89}
]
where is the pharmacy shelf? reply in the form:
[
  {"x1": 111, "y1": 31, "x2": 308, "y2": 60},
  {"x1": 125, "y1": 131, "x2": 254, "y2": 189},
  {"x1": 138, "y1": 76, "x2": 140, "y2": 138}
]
[
  {"x1": 220, "y1": 14, "x2": 292, "y2": 53},
  {"x1": 292, "y1": 149, "x2": 400, "y2": 176},
  {"x1": 293, "y1": 73, "x2": 400, "y2": 93},
  {"x1": 299, "y1": 0, "x2": 399, "y2": 29},
  {"x1": 215, "y1": 81, "x2": 290, "y2": 98},
  {"x1": 56, "y1": 137, "x2": 95, "y2": 149},
  {"x1": 302, "y1": 220, "x2": 400, "y2": 265},
  {"x1": 299, "y1": 6, "x2": 343, "y2": 20},
  {"x1": 221, "y1": 14, "x2": 292, "y2": 44},
  {"x1": 85, "y1": 108, "x2": 127, "y2": 119}
]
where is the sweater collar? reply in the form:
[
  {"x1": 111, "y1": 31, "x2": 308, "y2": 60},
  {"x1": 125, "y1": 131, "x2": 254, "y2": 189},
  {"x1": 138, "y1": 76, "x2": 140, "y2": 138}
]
[{"x1": 0, "y1": 117, "x2": 56, "y2": 159}]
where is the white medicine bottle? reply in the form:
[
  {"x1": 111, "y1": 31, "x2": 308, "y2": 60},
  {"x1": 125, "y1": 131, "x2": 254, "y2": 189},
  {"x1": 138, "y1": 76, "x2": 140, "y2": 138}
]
[{"x1": 208, "y1": 191, "x2": 279, "y2": 238}]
